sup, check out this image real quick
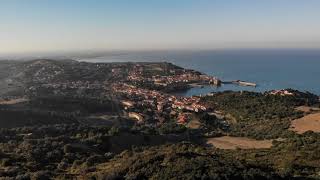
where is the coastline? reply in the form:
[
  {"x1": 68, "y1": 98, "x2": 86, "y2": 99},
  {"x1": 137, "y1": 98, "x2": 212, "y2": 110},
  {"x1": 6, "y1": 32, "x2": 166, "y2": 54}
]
[{"x1": 76, "y1": 50, "x2": 320, "y2": 95}]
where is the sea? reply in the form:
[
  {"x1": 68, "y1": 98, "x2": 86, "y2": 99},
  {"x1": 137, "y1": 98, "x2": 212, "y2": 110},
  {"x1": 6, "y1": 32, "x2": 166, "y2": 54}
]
[{"x1": 79, "y1": 49, "x2": 320, "y2": 96}]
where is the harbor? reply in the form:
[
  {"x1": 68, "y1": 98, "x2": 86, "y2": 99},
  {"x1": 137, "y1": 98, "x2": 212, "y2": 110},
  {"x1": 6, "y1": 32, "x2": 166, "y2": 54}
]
[
  {"x1": 194, "y1": 78, "x2": 257, "y2": 88},
  {"x1": 173, "y1": 79, "x2": 258, "y2": 97}
]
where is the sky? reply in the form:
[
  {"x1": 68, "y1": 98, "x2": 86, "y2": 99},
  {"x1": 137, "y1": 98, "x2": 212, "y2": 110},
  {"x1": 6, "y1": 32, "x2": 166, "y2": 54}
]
[{"x1": 1, "y1": 0, "x2": 320, "y2": 54}]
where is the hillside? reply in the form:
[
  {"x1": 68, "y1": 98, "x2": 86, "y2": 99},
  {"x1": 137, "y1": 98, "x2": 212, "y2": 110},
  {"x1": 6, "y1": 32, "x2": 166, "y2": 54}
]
[{"x1": 0, "y1": 60, "x2": 320, "y2": 179}]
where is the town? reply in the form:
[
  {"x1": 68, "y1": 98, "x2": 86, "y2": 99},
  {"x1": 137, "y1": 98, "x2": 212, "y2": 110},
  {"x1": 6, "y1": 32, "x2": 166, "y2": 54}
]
[
  {"x1": 113, "y1": 83, "x2": 209, "y2": 125},
  {"x1": 111, "y1": 63, "x2": 221, "y2": 126},
  {"x1": 0, "y1": 60, "x2": 221, "y2": 129},
  {"x1": 1, "y1": 60, "x2": 320, "y2": 179}
]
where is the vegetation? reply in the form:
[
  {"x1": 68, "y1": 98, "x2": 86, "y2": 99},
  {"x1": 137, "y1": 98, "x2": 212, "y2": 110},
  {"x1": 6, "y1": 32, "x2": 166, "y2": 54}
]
[
  {"x1": 201, "y1": 91, "x2": 319, "y2": 139},
  {"x1": 87, "y1": 132, "x2": 320, "y2": 179},
  {"x1": 228, "y1": 132, "x2": 320, "y2": 179},
  {"x1": 27, "y1": 96, "x2": 118, "y2": 115},
  {"x1": 1, "y1": 121, "x2": 320, "y2": 179},
  {"x1": 1, "y1": 60, "x2": 320, "y2": 179},
  {"x1": 0, "y1": 124, "x2": 189, "y2": 179},
  {"x1": 87, "y1": 143, "x2": 284, "y2": 180}
]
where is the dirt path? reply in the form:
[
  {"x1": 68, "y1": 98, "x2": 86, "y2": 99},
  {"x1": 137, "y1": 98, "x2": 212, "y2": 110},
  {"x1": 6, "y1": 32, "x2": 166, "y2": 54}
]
[
  {"x1": 207, "y1": 136, "x2": 273, "y2": 150},
  {"x1": 0, "y1": 98, "x2": 28, "y2": 105},
  {"x1": 186, "y1": 113, "x2": 201, "y2": 129},
  {"x1": 290, "y1": 112, "x2": 320, "y2": 134},
  {"x1": 295, "y1": 106, "x2": 320, "y2": 113}
]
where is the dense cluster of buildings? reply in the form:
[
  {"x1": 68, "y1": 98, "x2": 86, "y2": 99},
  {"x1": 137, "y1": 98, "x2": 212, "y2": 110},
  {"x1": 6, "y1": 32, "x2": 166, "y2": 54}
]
[
  {"x1": 269, "y1": 89, "x2": 295, "y2": 96},
  {"x1": 21, "y1": 60, "x2": 219, "y2": 125},
  {"x1": 112, "y1": 83, "x2": 209, "y2": 125},
  {"x1": 111, "y1": 64, "x2": 221, "y2": 125},
  {"x1": 151, "y1": 73, "x2": 221, "y2": 87},
  {"x1": 127, "y1": 64, "x2": 221, "y2": 87}
]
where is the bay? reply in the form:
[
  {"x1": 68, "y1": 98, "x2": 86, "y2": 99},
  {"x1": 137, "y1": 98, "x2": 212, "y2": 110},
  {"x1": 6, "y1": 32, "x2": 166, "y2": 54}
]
[{"x1": 80, "y1": 49, "x2": 320, "y2": 96}]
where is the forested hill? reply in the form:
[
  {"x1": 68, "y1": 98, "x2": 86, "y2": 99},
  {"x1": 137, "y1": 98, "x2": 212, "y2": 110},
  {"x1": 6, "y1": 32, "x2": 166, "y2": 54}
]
[{"x1": 0, "y1": 60, "x2": 320, "y2": 179}]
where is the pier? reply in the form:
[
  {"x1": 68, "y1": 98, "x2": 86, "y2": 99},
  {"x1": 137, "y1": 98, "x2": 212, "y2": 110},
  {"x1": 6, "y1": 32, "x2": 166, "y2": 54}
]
[{"x1": 223, "y1": 80, "x2": 257, "y2": 87}]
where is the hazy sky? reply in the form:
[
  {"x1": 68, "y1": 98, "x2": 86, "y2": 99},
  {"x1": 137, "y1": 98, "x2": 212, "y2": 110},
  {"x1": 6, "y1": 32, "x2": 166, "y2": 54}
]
[{"x1": 1, "y1": 0, "x2": 320, "y2": 54}]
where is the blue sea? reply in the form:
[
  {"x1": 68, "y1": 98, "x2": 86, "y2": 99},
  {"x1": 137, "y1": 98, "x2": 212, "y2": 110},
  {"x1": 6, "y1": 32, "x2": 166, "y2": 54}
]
[{"x1": 80, "y1": 49, "x2": 320, "y2": 96}]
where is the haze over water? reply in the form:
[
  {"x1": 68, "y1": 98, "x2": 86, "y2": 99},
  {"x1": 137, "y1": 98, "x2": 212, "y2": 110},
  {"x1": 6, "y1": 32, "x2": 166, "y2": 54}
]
[{"x1": 80, "y1": 49, "x2": 320, "y2": 96}]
